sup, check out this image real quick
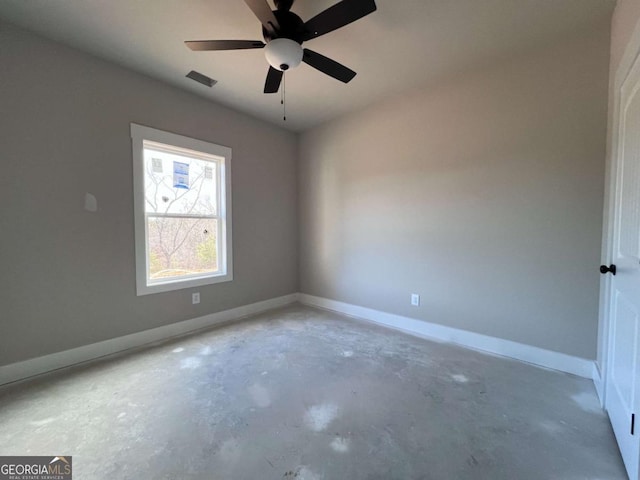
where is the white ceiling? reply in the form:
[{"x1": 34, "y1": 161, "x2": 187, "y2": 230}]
[{"x1": 0, "y1": 0, "x2": 615, "y2": 132}]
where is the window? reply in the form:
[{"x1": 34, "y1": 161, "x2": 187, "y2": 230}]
[{"x1": 131, "y1": 124, "x2": 232, "y2": 295}]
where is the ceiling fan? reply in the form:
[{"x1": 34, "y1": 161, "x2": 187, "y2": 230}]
[{"x1": 185, "y1": 0, "x2": 377, "y2": 94}]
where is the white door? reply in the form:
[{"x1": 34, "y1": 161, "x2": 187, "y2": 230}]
[{"x1": 605, "y1": 47, "x2": 640, "y2": 480}]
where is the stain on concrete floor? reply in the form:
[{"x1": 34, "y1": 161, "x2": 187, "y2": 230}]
[{"x1": 0, "y1": 305, "x2": 627, "y2": 479}]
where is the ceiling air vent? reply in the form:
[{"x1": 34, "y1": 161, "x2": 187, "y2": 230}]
[{"x1": 186, "y1": 70, "x2": 217, "y2": 87}]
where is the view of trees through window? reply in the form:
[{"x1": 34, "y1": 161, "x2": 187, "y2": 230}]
[{"x1": 143, "y1": 142, "x2": 220, "y2": 281}]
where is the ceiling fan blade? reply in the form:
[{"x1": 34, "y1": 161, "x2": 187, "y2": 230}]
[
  {"x1": 302, "y1": 49, "x2": 356, "y2": 83},
  {"x1": 244, "y1": 0, "x2": 280, "y2": 36},
  {"x1": 185, "y1": 40, "x2": 265, "y2": 51},
  {"x1": 302, "y1": 0, "x2": 376, "y2": 41},
  {"x1": 264, "y1": 66, "x2": 284, "y2": 93}
]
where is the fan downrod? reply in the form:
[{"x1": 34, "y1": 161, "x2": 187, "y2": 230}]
[{"x1": 274, "y1": 0, "x2": 294, "y2": 11}]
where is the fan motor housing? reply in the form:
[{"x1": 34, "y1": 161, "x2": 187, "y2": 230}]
[{"x1": 262, "y1": 10, "x2": 305, "y2": 43}]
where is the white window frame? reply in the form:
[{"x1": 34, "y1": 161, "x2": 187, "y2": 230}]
[{"x1": 130, "y1": 123, "x2": 233, "y2": 295}]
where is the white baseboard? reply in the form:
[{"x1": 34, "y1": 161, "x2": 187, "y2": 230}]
[
  {"x1": 298, "y1": 293, "x2": 595, "y2": 379},
  {"x1": 0, "y1": 292, "x2": 597, "y2": 386},
  {"x1": 592, "y1": 363, "x2": 605, "y2": 407},
  {"x1": 0, "y1": 293, "x2": 298, "y2": 386}
]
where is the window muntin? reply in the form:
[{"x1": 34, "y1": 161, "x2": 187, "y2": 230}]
[{"x1": 131, "y1": 124, "x2": 232, "y2": 295}]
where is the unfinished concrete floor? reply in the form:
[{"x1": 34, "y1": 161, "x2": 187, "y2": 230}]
[{"x1": 0, "y1": 305, "x2": 626, "y2": 479}]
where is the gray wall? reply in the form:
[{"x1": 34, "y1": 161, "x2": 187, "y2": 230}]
[
  {"x1": 299, "y1": 22, "x2": 610, "y2": 360},
  {"x1": 0, "y1": 22, "x2": 298, "y2": 366}
]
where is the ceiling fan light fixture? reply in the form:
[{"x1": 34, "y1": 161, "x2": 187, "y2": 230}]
[{"x1": 264, "y1": 38, "x2": 303, "y2": 71}]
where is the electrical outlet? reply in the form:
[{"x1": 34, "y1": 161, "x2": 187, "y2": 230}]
[
  {"x1": 192, "y1": 292, "x2": 200, "y2": 304},
  {"x1": 411, "y1": 293, "x2": 420, "y2": 306}
]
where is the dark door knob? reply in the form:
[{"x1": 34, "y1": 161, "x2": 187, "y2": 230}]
[{"x1": 600, "y1": 264, "x2": 617, "y2": 275}]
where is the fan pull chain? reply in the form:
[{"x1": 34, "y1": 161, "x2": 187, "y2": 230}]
[{"x1": 282, "y1": 72, "x2": 287, "y2": 122}]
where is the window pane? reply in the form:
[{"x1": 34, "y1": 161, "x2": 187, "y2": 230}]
[
  {"x1": 143, "y1": 147, "x2": 217, "y2": 216},
  {"x1": 147, "y1": 217, "x2": 219, "y2": 280}
]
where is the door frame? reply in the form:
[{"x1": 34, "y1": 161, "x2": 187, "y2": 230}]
[{"x1": 599, "y1": 18, "x2": 640, "y2": 408}]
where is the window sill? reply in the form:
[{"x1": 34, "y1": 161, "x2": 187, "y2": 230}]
[{"x1": 136, "y1": 272, "x2": 233, "y2": 296}]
